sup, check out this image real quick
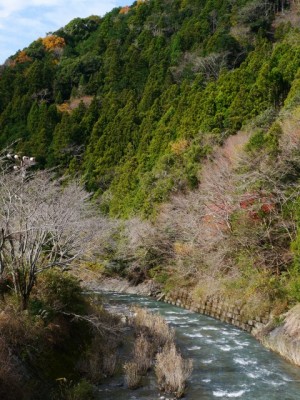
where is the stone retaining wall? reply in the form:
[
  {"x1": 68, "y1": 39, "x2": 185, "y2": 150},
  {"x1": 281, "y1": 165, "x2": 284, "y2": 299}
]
[
  {"x1": 96, "y1": 277, "x2": 270, "y2": 336},
  {"x1": 156, "y1": 289, "x2": 270, "y2": 335}
]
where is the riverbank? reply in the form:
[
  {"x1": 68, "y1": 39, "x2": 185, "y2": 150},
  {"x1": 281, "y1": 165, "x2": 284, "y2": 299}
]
[
  {"x1": 91, "y1": 275, "x2": 300, "y2": 369},
  {"x1": 94, "y1": 277, "x2": 161, "y2": 297},
  {"x1": 102, "y1": 291, "x2": 300, "y2": 400}
]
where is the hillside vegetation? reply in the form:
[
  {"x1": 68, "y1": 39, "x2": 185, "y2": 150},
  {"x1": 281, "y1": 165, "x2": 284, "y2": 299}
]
[
  {"x1": 1, "y1": 0, "x2": 300, "y2": 317},
  {"x1": 0, "y1": 0, "x2": 295, "y2": 215}
]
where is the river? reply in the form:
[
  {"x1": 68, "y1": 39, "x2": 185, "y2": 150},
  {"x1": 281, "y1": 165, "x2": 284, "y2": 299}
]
[{"x1": 99, "y1": 291, "x2": 300, "y2": 400}]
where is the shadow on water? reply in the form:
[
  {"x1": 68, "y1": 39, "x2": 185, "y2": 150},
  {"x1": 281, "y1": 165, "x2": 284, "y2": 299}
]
[{"x1": 98, "y1": 292, "x2": 300, "y2": 400}]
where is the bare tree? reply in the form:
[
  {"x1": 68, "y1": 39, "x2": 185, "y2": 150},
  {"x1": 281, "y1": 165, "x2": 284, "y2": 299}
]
[
  {"x1": 114, "y1": 218, "x2": 174, "y2": 284},
  {"x1": 235, "y1": 122, "x2": 300, "y2": 273},
  {"x1": 0, "y1": 168, "x2": 99, "y2": 310}
]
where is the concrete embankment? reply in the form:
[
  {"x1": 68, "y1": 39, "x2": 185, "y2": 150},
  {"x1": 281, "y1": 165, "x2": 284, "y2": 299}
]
[
  {"x1": 88, "y1": 276, "x2": 161, "y2": 296},
  {"x1": 158, "y1": 288, "x2": 300, "y2": 367}
]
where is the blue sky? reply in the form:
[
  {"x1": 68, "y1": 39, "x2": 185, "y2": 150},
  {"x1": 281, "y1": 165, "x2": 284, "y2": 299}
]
[{"x1": 0, "y1": 0, "x2": 129, "y2": 64}]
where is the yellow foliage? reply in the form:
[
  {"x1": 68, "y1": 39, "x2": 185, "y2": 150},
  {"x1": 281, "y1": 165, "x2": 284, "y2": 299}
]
[
  {"x1": 57, "y1": 102, "x2": 71, "y2": 113},
  {"x1": 57, "y1": 97, "x2": 93, "y2": 114},
  {"x1": 42, "y1": 35, "x2": 65, "y2": 51},
  {"x1": 14, "y1": 51, "x2": 32, "y2": 64},
  {"x1": 119, "y1": 6, "x2": 130, "y2": 14},
  {"x1": 170, "y1": 139, "x2": 188, "y2": 155}
]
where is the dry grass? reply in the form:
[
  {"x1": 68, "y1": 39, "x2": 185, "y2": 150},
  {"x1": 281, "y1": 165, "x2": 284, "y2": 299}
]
[
  {"x1": 133, "y1": 333, "x2": 154, "y2": 373},
  {"x1": 102, "y1": 352, "x2": 117, "y2": 377},
  {"x1": 79, "y1": 335, "x2": 118, "y2": 382},
  {"x1": 126, "y1": 307, "x2": 193, "y2": 396},
  {"x1": 155, "y1": 343, "x2": 193, "y2": 398},
  {"x1": 131, "y1": 306, "x2": 174, "y2": 347},
  {"x1": 123, "y1": 361, "x2": 142, "y2": 389}
]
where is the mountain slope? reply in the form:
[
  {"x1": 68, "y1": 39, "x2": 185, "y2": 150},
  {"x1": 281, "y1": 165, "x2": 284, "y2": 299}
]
[{"x1": 0, "y1": 0, "x2": 295, "y2": 217}]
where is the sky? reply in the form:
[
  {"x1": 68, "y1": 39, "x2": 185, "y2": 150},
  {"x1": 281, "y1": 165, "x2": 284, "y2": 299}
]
[{"x1": 0, "y1": 0, "x2": 129, "y2": 64}]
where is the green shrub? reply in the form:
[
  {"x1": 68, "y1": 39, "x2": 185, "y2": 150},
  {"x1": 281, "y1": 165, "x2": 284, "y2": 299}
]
[
  {"x1": 284, "y1": 265, "x2": 300, "y2": 303},
  {"x1": 68, "y1": 379, "x2": 96, "y2": 400},
  {"x1": 53, "y1": 379, "x2": 96, "y2": 400},
  {"x1": 37, "y1": 269, "x2": 86, "y2": 314},
  {"x1": 246, "y1": 130, "x2": 266, "y2": 152},
  {"x1": 264, "y1": 122, "x2": 282, "y2": 153},
  {"x1": 103, "y1": 260, "x2": 128, "y2": 277},
  {"x1": 148, "y1": 266, "x2": 169, "y2": 284}
]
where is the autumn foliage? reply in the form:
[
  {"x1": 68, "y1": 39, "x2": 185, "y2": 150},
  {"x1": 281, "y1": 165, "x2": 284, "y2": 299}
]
[
  {"x1": 119, "y1": 6, "x2": 130, "y2": 14},
  {"x1": 42, "y1": 35, "x2": 65, "y2": 51},
  {"x1": 15, "y1": 51, "x2": 32, "y2": 64}
]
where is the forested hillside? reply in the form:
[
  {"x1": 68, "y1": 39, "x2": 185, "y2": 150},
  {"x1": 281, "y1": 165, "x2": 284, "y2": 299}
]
[
  {"x1": 0, "y1": 0, "x2": 295, "y2": 217},
  {"x1": 2, "y1": 0, "x2": 300, "y2": 314}
]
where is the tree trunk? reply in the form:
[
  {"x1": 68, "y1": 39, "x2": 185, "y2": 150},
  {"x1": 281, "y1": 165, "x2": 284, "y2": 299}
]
[{"x1": 20, "y1": 293, "x2": 29, "y2": 311}]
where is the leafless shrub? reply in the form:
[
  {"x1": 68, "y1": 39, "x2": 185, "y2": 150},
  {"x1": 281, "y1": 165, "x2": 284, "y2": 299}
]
[
  {"x1": 238, "y1": 0, "x2": 273, "y2": 24},
  {"x1": 192, "y1": 52, "x2": 229, "y2": 79},
  {"x1": 115, "y1": 217, "x2": 174, "y2": 284},
  {"x1": 170, "y1": 51, "x2": 229, "y2": 82},
  {"x1": 155, "y1": 343, "x2": 193, "y2": 398},
  {"x1": 123, "y1": 361, "x2": 142, "y2": 389},
  {"x1": 273, "y1": 0, "x2": 300, "y2": 28},
  {"x1": 230, "y1": 24, "x2": 251, "y2": 42}
]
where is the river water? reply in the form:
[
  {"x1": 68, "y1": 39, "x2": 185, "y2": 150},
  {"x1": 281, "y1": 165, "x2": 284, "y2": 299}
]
[{"x1": 99, "y1": 292, "x2": 300, "y2": 400}]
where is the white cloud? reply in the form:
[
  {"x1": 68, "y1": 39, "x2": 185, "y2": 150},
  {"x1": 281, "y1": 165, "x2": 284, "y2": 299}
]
[{"x1": 0, "y1": 0, "x2": 129, "y2": 63}]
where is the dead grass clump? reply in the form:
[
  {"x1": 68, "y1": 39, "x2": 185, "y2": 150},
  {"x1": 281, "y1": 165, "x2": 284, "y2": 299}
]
[
  {"x1": 132, "y1": 306, "x2": 174, "y2": 347},
  {"x1": 123, "y1": 330, "x2": 156, "y2": 389},
  {"x1": 79, "y1": 335, "x2": 118, "y2": 383},
  {"x1": 102, "y1": 352, "x2": 118, "y2": 377},
  {"x1": 133, "y1": 333, "x2": 155, "y2": 373},
  {"x1": 155, "y1": 343, "x2": 193, "y2": 398},
  {"x1": 127, "y1": 307, "x2": 193, "y2": 397},
  {"x1": 123, "y1": 361, "x2": 142, "y2": 389}
]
